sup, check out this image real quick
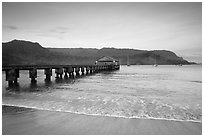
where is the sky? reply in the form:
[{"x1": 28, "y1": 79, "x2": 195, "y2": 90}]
[{"x1": 2, "y1": 2, "x2": 202, "y2": 63}]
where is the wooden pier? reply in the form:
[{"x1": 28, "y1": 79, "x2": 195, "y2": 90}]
[{"x1": 2, "y1": 64, "x2": 120, "y2": 87}]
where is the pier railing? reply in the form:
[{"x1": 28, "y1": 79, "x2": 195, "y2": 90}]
[{"x1": 2, "y1": 64, "x2": 120, "y2": 86}]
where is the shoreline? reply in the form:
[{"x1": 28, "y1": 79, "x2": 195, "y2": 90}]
[
  {"x1": 2, "y1": 104, "x2": 201, "y2": 123},
  {"x1": 2, "y1": 105, "x2": 202, "y2": 135}
]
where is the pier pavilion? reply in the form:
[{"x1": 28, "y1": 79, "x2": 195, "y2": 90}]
[{"x1": 95, "y1": 56, "x2": 119, "y2": 65}]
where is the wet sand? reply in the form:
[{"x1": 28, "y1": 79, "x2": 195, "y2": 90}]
[{"x1": 2, "y1": 105, "x2": 202, "y2": 135}]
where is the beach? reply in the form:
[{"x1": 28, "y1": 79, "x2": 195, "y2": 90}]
[{"x1": 2, "y1": 105, "x2": 202, "y2": 135}]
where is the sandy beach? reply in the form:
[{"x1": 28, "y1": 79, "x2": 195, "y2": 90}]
[{"x1": 2, "y1": 105, "x2": 202, "y2": 135}]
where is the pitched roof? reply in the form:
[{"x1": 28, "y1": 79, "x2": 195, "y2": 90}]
[{"x1": 97, "y1": 56, "x2": 118, "y2": 62}]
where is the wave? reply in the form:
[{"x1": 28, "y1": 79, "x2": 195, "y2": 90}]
[{"x1": 3, "y1": 103, "x2": 202, "y2": 123}]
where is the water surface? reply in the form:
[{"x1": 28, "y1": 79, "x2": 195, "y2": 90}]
[{"x1": 2, "y1": 65, "x2": 202, "y2": 122}]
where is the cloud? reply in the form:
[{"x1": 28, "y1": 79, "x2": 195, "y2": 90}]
[
  {"x1": 5, "y1": 25, "x2": 18, "y2": 30},
  {"x1": 49, "y1": 26, "x2": 69, "y2": 34}
]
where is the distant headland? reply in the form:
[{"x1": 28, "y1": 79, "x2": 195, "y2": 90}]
[{"x1": 2, "y1": 39, "x2": 195, "y2": 66}]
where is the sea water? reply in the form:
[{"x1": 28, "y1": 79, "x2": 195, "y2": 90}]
[{"x1": 2, "y1": 65, "x2": 202, "y2": 122}]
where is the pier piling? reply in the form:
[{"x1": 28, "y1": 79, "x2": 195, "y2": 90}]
[
  {"x1": 64, "y1": 68, "x2": 69, "y2": 78},
  {"x1": 29, "y1": 68, "x2": 37, "y2": 83},
  {"x1": 75, "y1": 67, "x2": 80, "y2": 77},
  {"x1": 14, "y1": 69, "x2": 19, "y2": 84},
  {"x1": 6, "y1": 69, "x2": 16, "y2": 86},
  {"x1": 81, "y1": 67, "x2": 85, "y2": 75},
  {"x1": 86, "y1": 67, "x2": 90, "y2": 74},
  {"x1": 68, "y1": 67, "x2": 74, "y2": 78},
  {"x1": 55, "y1": 68, "x2": 63, "y2": 79},
  {"x1": 44, "y1": 68, "x2": 52, "y2": 81}
]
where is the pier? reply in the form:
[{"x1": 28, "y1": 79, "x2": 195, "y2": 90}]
[{"x1": 2, "y1": 64, "x2": 120, "y2": 87}]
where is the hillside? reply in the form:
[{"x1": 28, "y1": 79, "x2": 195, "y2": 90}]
[
  {"x1": 2, "y1": 40, "x2": 191, "y2": 66},
  {"x1": 3, "y1": 40, "x2": 50, "y2": 65},
  {"x1": 48, "y1": 47, "x2": 190, "y2": 65},
  {"x1": 2, "y1": 40, "x2": 96, "y2": 65}
]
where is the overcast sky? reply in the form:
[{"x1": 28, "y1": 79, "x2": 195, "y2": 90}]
[{"x1": 2, "y1": 2, "x2": 202, "y2": 63}]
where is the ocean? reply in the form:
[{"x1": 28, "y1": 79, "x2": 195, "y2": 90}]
[{"x1": 2, "y1": 65, "x2": 202, "y2": 123}]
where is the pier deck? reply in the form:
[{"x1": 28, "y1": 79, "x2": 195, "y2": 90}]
[{"x1": 2, "y1": 64, "x2": 120, "y2": 86}]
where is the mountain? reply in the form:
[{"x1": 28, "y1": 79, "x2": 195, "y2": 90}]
[
  {"x1": 2, "y1": 39, "x2": 192, "y2": 66},
  {"x1": 2, "y1": 40, "x2": 96, "y2": 66},
  {"x1": 48, "y1": 48, "x2": 98, "y2": 57},
  {"x1": 3, "y1": 39, "x2": 50, "y2": 65}
]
